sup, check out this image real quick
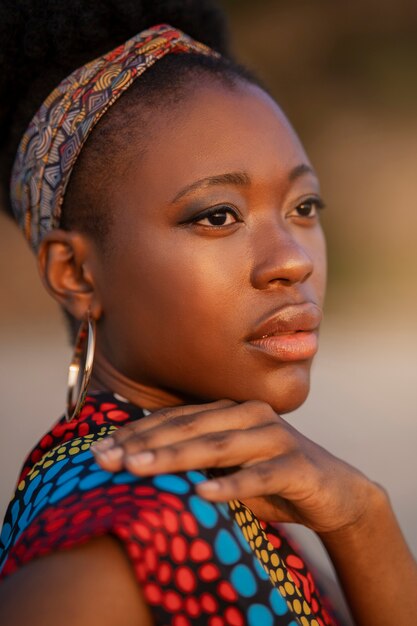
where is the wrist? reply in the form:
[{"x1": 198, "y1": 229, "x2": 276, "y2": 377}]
[{"x1": 319, "y1": 480, "x2": 390, "y2": 547}]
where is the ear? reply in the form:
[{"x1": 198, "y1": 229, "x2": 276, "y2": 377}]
[{"x1": 37, "y1": 229, "x2": 102, "y2": 321}]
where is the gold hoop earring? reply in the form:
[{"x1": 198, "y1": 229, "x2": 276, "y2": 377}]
[{"x1": 65, "y1": 312, "x2": 96, "y2": 422}]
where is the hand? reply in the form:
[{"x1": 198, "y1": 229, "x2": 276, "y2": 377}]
[{"x1": 91, "y1": 398, "x2": 379, "y2": 534}]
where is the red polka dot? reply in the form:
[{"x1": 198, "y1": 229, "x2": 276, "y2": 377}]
[
  {"x1": 175, "y1": 566, "x2": 196, "y2": 593},
  {"x1": 45, "y1": 518, "x2": 66, "y2": 533},
  {"x1": 266, "y1": 532, "x2": 282, "y2": 548},
  {"x1": 134, "y1": 486, "x2": 156, "y2": 496},
  {"x1": 107, "y1": 409, "x2": 130, "y2": 422},
  {"x1": 171, "y1": 535, "x2": 187, "y2": 562},
  {"x1": 286, "y1": 554, "x2": 304, "y2": 569},
  {"x1": 173, "y1": 616, "x2": 190, "y2": 626},
  {"x1": 199, "y1": 563, "x2": 220, "y2": 582},
  {"x1": 79, "y1": 404, "x2": 95, "y2": 418},
  {"x1": 154, "y1": 531, "x2": 168, "y2": 554},
  {"x1": 225, "y1": 607, "x2": 244, "y2": 626},
  {"x1": 127, "y1": 543, "x2": 142, "y2": 560},
  {"x1": 217, "y1": 581, "x2": 238, "y2": 602},
  {"x1": 209, "y1": 618, "x2": 225, "y2": 626},
  {"x1": 144, "y1": 547, "x2": 157, "y2": 572},
  {"x1": 185, "y1": 597, "x2": 201, "y2": 618},
  {"x1": 163, "y1": 590, "x2": 182, "y2": 612},
  {"x1": 157, "y1": 562, "x2": 172, "y2": 584},
  {"x1": 78, "y1": 422, "x2": 90, "y2": 436},
  {"x1": 162, "y1": 509, "x2": 179, "y2": 533},
  {"x1": 96, "y1": 505, "x2": 113, "y2": 518},
  {"x1": 72, "y1": 510, "x2": 91, "y2": 525},
  {"x1": 132, "y1": 522, "x2": 151, "y2": 541},
  {"x1": 190, "y1": 538, "x2": 212, "y2": 562},
  {"x1": 141, "y1": 510, "x2": 162, "y2": 527},
  {"x1": 180, "y1": 511, "x2": 198, "y2": 536},
  {"x1": 100, "y1": 403, "x2": 117, "y2": 411},
  {"x1": 200, "y1": 593, "x2": 218, "y2": 614},
  {"x1": 40, "y1": 434, "x2": 53, "y2": 449},
  {"x1": 158, "y1": 493, "x2": 184, "y2": 511},
  {"x1": 144, "y1": 583, "x2": 162, "y2": 604}
]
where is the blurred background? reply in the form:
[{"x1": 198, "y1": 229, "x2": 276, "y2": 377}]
[{"x1": 1, "y1": 0, "x2": 416, "y2": 615}]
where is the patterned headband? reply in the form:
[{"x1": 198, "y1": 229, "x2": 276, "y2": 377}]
[{"x1": 10, "y1": 24, "x2": 218, "y2": 251}]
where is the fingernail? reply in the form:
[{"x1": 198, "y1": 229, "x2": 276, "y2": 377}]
[
  {"x1": 91, "y1": 437, "x2": 114, "y2": 452},
  {"x1": 98, "y1": 447, "x2": 123, "y2": 462},
  {"x1": 127, "y1": 451, "x2": 155, "y2": 467},
  {"x1": 197, "y1": 480, "x2": 220, "y2": 492}
]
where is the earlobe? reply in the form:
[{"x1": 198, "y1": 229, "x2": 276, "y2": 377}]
[{"x1": 37, "y1": 229, "x2": 102, "y2": 321}]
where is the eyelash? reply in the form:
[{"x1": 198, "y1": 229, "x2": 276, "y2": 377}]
[{"x1": 189, "y1": 196, "x2": 326, "y2": 228}]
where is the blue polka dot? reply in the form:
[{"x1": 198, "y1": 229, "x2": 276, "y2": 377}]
[
  {"x1": 232, "y1": 522, "x2": 251, "y2": 553},
  {"x1": 217, "y1": 502, "x2": 231, "y2": 520},
  {"x1": 269, "y1": 588, "x2": 289, "y2": 616},
  {"x1": 230, "y1": 564, "x2": 257, "y2": 597},
  {"x1": 152, "y1": 474, "x2": 190, "y2": 495},
  {"x1": 248, "y1": 604, "x2": 273, "y2": 626},
  {"x1": 0, "y1": 523, "x2": 11, "y2": 545},
  {"x1": 214, "y1": 529, "x2": 241, "y2": 564},
  {"x1": 189, "y1": 495, "x2": 218, "y2": 528},
  {"x1": 49, "y1": 478, "x2": 80, "y2": 503},
  {"x1": 253, "y1": 556, "x2": 270, "y2": 580},
  {"x1": 71, "y1": 450, "x2": 94, "y2": 464},
  {"x1": 23, "y1": 474, "x2": 42, "y2": 505},
  {"x1": 56, "y1": 465, "x2": 84, "y2": 486},
  {"x1": 288, "y1": 622, "x2": 299, "y2": 626},
  {"x1": 34, "y1": 482, "x2": 53, "y2": 506},
  {"x1": 11, "y1": 500, "x2": 20, "y2": 525},
  {"x1": 186, "y1": 471, "x2": 206, "y2": 485},
  {"x1": 43, "y1": 458, "x2": 69, "y2": 482},
  {"x1": 18, "y1": 502, "x2": 32, "y2": 530},
  {"x1": 113, "y1": 471, "x2": 141, "y2": 484},
  {"x1": 79, "y1": 470, "x2": 112, "y2": 490}
]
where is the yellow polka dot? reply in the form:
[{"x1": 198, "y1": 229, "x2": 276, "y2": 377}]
[
  {"x1": 242, "y1": 526, "x2": 249, "y2": 541},
  {"x1": 245, "y1": 509, "x2": 253, "y2": 522},
  {"x1": 303, "y1": 601, "x2": 311, "y2": 615},
  {"x1": 58, "y1": 446, "x2": 67, "y2": 454},
  {"x1": 287, "y1": 600, "x2": 293, "y2": 612},
  {"x1": 267, "y1": 541, "x2": 274, "y2": 551},
  {"x1": 311, "y1": 621, "x2": 320, "y2": 626},
  {"x1": 56, "y1": 454, "x2": 66, "y2": 461},
  {"x1": 255, "y1": 535, "x2": 262, "y2": 548},
  {"x1": 276, "y1": 567, "x2": 285, "y2": 581},
  {"x1": 261, "y1": 549, "x2": 269, "y2": 563},
  {"x1": 18, "y1": 480, "x2": 26, "y2": 491},
  {"x1": 249, "y1": 540, "x2": 255, "y2": 551},
  {"x1": 271, "y1": 553, "x2": 280, "y2": 567},
  {"x1": 278, "y1": 584, "x2": 286, "y2": 597},
  {"x1": 269, "y1": 569, "x2": 277, "y2": 582},
  {"x1": 29, "y1": 470, "x2": 39, "y2": 480},
  {"x1": 284, "y1": 581, "x2": 295, "y2": 595},
  {"x1": 251, "y1": 522, "x2": 258, "y2": 536},
  {"x1": 81, "y1": 443, "x2": 91, "y2": 450},
  {"x1": 229, "y1": 501, "x2": 236, "y2": 510},
  {"x1": 293, "y1": 599, "x2": 302, "y2": 614},
  {"x1": 71, "y1": 438, "x2": 81, "y2": 447},
  {"x1": 43, "y1": 460, "x2": 54, "y2": 468},
  {"x1": 247, "y1": 526, "x2": 253, "y2": 540},
  {"x1": 255, "y1": 549, "x2": 261, "y2": 559},
  {"x1": 300, "y1": 618, "x2": 310, "y2": 626},
  {"x1": 69, "y1": 446, "x2": 80, "y2": 455}
]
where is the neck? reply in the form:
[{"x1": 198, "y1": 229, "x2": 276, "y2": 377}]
[{"x1": 89, "y1": 349, "x2": 186, "y2": 411}]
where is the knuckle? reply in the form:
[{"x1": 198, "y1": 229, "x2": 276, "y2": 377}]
[
  {"x1": 255, "y1": 462, "x2": 275, "y2": 485},
  {"x1": 244, "y1": 400, "x2": 276, "y2": 422},
  {"x1": 206, "y1": 431, "x2": 231, "y2": 452},
  {"x1": 173, "y1": 414, "x2": 196, "y2": 435}
]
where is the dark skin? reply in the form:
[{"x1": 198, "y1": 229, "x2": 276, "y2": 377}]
[{"x1": 1, "y1": 80, "x2": 416, "y2": 626}]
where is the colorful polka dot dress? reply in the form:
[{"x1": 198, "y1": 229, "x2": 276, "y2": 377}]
[{"x1": 0, "y1": 393, "x2": 339, "y2": 626}]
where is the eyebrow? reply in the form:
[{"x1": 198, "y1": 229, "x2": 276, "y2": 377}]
[{"x1": 171, "y1": 164, "x2": 317, "y2": 204}]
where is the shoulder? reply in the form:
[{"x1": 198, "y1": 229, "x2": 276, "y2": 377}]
[{"x1": 0, "y1": 535, "x2": 153, "y2": 626}]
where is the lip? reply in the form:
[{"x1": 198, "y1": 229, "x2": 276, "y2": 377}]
[{"x1": 246, "y1": 302, "x2": 322, "y2": 362}]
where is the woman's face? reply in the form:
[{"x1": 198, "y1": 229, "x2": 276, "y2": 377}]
[{"x1": 92, "y1": 80, "x2": 327, "y2": 414}]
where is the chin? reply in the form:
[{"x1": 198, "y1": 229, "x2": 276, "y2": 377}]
[{"x1": 248, "y1": 361, "x2": 312, "y2": 415}]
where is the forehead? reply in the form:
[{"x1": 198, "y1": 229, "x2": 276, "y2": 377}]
[{"x1": 124, "y1": 80, "x2": 312, "y2": 205}]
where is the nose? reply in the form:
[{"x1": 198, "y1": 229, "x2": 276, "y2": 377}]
[{"x1": 250, "y1": 224, "x2": 314, "y2": 290}]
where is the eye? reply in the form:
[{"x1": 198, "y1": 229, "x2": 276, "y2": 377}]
[
  {"x1": 193, "y1": 205, "x2": 240, "y2": 227},
  {"x1": 290, "y1": 197, "x2": 325, "y2": 219}
]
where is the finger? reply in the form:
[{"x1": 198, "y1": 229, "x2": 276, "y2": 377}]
[
  {"x1": 95, "y1": 400, "x2": 279, "y2": 466},
  {"x1": 93, "y1": 399, "x2": 236, "y2": 451},
  {"x1": 121, "y1": 421, "x2": 292, "y2": 476},
  {"x1": 195, "y1": 453, "x2": 310, "y2": 504}
]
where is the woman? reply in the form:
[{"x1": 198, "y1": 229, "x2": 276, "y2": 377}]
[{"x1": 0, "y1": 1, "x2": 416, "y2": 625}]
